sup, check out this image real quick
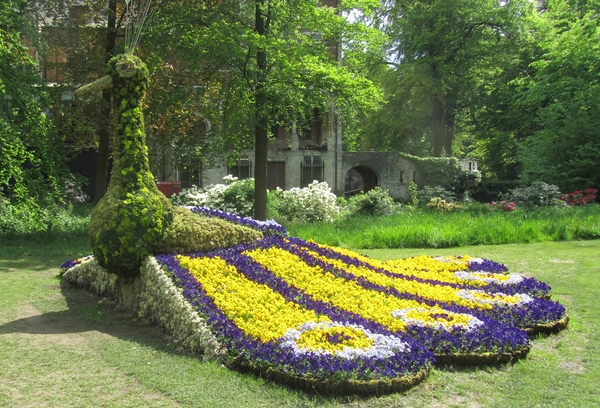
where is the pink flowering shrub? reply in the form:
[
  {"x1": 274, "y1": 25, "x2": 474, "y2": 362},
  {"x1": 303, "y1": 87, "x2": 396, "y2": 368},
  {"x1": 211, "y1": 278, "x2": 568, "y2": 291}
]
[{"x1": 487, "y1": 201, "x2": 517, "y2": 211}]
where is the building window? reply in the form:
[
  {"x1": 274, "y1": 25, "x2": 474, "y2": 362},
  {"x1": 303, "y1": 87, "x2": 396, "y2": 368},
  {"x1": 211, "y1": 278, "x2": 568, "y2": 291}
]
[
  {"x1": 299, "y1": 118, "x2": 312, "y2": 140},
  {"x1": 271, "y1": 125, "x2": 280, "y2": 138},
  {"x1": 413, "y1": 171, "x2": 417, "y2": 183},
  {"x1": 179, "y1": 166, "x2": 202, "y2": 189},
  {"x1": 298, "y1": 109, "x2": 322, "y2": 142},
  {"x1": 400, "y1": 171, "x2": 405, "y2": 183},
  {"x1": 301, "y1": 156, "x2": 324, "y2": 187},
  {"x1": 228, "y1": 157, "x2": 251, "y2": 180}
]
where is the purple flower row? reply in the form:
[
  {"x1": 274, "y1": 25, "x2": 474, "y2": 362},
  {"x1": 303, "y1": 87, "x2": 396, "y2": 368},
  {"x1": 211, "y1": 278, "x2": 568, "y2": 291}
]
[
  {"x1": 163, "y1": 236, "x2": 533, "y2": 356},
  {"x1": 282, "y1": 237, "x2": 564, "y2": 330},
  {"x1": 188, "y1": 206, "x2": 288, "y2": 236},
  {"x1": 155, "y1": 251, "x2": 432, "y2": 381},
  {"x1": 296, "y1": 238, "x2": 551, "y2": 298}
]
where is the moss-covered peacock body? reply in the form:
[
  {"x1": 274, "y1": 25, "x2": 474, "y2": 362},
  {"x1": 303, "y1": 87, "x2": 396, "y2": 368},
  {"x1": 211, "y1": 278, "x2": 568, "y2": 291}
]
[
  {"x1": 88, "y1": 54, "x2": 261, "y2": 278},
  {"x1": 88, "y1": 54, "x2": 173, "y2": 277}
]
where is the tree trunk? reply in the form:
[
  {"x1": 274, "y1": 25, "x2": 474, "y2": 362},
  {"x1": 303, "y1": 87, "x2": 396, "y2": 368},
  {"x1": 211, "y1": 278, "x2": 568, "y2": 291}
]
[
  {"x1": 253, "y1": 0, "x2": 268, "y2": 220},
  {"x1": 94, "y1": 0, "x2": 117, "y2": 203},
  {"x1": 431, "y1": 94, "x2": 444, "y2": 157},
  {"x1": 444, "y1": 102, "x2": 455, "y2": 156}
]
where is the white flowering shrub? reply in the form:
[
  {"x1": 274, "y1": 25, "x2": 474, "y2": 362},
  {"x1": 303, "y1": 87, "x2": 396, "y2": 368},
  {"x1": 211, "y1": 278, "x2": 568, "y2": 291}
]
[
  {"x1": 171, "y1": 175, "x2": 254, "y2": 217},
  {"x1": 271, "y1": 181, "x2": 340, "y2": 223}
]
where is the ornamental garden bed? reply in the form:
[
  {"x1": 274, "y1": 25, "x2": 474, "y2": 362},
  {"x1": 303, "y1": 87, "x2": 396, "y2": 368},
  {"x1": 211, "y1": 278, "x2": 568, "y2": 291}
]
[{"x1": 60, "y1": 208, "x2": 568, "y2": 395}]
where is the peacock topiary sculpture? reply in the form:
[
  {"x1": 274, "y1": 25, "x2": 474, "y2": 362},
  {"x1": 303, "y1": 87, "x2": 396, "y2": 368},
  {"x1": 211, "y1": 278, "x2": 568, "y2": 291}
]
[{"x1": 77, "y1": 54, "x2": 261, "y2": 278}]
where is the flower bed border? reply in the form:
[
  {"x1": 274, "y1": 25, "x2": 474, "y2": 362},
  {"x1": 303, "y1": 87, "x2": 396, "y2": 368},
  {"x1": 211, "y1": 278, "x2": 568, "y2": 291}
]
[
  {"x1": 234, "y1": 359, "x2": 431, "y2": 396},
  {"x1": 524, "y1": 315, "x2": 570, "y2": 336},
  {"x1": 434, "y1": 346, "x2": 531, "y2": 367}
]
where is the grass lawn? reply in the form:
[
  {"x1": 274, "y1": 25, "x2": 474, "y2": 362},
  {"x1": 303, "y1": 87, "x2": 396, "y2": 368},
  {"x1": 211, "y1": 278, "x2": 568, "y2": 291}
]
[{"x1": 1, "y1": 239, "x2": 598, "y2": 407}]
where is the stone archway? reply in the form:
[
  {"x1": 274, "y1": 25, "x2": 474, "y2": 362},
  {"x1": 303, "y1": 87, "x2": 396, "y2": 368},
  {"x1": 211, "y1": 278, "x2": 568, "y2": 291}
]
[{"x1": 344, "y1": 166, "x2": 378, "y2": 198}]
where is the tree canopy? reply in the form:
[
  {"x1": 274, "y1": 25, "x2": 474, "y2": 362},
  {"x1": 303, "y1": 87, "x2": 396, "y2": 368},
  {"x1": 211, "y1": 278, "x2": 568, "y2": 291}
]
[
  {"x1": 146, "y1": 0, "x2": 383, "y2": 219},
  {"x1": 6, "y1": 0, "x2": 600, "y2": 207},
  {"x1": 0, "y1": 0, "x2": 67, "y2": 203}
]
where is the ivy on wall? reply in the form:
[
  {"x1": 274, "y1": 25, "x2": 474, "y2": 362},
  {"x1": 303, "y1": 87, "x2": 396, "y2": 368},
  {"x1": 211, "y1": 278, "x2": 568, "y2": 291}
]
[{"x1": 399, "y1": 153, "x2": 463, "y2": 188}]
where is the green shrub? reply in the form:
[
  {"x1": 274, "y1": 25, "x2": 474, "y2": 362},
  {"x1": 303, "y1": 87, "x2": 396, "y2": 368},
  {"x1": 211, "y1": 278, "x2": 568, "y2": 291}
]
[
  {"x1": 0, "y1": 200, "x2": 91, "y2": 240},
  {"x1": 502, "y1": 181, "x2": 562, "y2": 207},
  {"x1": 220, "y1": 177, "x2": 254, "y2": 216},
  {"x1": 347, "y1": 187, "x2": 398, "y2": 216},
  {"x1": 417, "y1": 185, "x2": 456, "y2": 205},
  {"x1": 0, "y1": 199, "x2": 47, "y2": 236},
  {"x1": 471, "y1": 179, "x2": 519, "y2": 203},
  {"x1": 452, "y1": 170, "x2": 482, "y2": 201}
]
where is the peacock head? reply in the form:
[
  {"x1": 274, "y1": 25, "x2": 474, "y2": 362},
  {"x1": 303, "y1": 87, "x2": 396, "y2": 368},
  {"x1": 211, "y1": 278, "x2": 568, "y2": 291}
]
[{"x1": 75, "y1": 54, "x2": 149, "y2": 97}]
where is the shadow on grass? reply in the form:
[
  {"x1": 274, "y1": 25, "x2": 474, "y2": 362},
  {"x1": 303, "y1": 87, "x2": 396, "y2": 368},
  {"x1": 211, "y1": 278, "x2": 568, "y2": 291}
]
[
  {"x1": 0, "y1": 238, "x2": 91, "y2": 272},
  {"x1": 0, "y1": 279, "x2": 175, "y2": 353},
  {"x1": 0, "y1": 278, "x2": 349, "y2": 403}
]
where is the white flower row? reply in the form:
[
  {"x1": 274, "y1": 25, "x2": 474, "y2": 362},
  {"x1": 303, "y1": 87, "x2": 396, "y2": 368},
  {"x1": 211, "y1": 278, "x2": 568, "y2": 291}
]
[
  {"x1": 280, "y1": 321, "x2": 410, "y2": 360},
  {"x1": 391, "y1": 308, "x2": 485, "y2": 332},
  {"x1": 456, "y1": 289, "x2": 534, "y2": 306},
  {"x1": 61, "y1": 256, "x2": 227, "y2": 363},
  {"x1": 454, "y1": 271, "x2": 525, "y2": 285}
]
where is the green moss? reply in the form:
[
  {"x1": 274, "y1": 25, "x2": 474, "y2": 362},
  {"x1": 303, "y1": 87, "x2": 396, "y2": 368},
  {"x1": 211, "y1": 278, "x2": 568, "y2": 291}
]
[
  {"x1": 88, "y1": 54, "x2": 262, "y2": 278},
  {"x1": 88, "y1": 54, "x2": 174, "y2": 278},
  {"x1": 158, "y1": 207, "x2": 263, "y2": 254}
]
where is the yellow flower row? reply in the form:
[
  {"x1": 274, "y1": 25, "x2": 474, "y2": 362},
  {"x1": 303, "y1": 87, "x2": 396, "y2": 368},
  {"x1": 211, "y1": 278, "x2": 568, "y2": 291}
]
[
  {"x1": 302, "y1": 247, "x2": 524, "y2": 310},
  {"x1": 178, "y1": 255, "x2": 329, "y2": 343},
  {"x1": 244, "y1": 247, "x2": 479, "y2": 332},
  {"x1": 295, "y1": 324, "x2": 374, "y2": 353},
  {"x1": 319, "y1": 243, "x2": 514, "y2": 286}
]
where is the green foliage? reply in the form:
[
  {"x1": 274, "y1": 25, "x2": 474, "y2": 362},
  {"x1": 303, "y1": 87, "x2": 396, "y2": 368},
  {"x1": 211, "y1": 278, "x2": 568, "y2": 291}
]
[
  {"x1": 363, "y1": 0, "x2": 526, "y2": 156},
  {"x1": 471, "y1": 178, "x2": 520, "y2": 203},
  {"x1": 515, "y1": 5, "x2": 600, "y2": 191},
  {"x1": 400, "y1": 154, "x2": 463, "y2": 188},
  {"x1": 417, "y1": 186, "x2": 457, "y2": 205},
  {"x1": 453, "y1": 170, "x2": 482, "y2": 201},
  {"x1": 221, "y1": 178, "x2": 255, "y2": 216},
  {"x1": 346, "y1": 187, "x2": 398, "y2": 216},
  {"x1": 147, "y1": 0, "x2": 383, "y2": 219},
  {"x1": 468, "y1": 1, "x2": 600, "y2": 190},
  {"x1": 88, "y1": 54, "x2": 174, "y2": 278},
  {"x1": 0, "y1": 200, "x2": 90, "y2": 240},
  {"x1": 502, "y1": 181, "x2": 563, "y2": 207},
  {"x1": 157, "y1": 207, "x2": 262, "y2": 255},
  {"x1": 0, "y1": 0, "x2": 68, "y2": 203}
]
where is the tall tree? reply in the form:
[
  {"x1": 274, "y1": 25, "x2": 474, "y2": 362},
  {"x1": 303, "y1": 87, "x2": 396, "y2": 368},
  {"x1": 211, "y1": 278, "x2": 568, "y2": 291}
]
[
  {"x1": 26, "y1": 0, "x2": 128, "y2": 202},
  {"x1": 470, "y1": 0, "x2": 600, "y2": 191},
  {"x1": 94, "y1": 0, "x2": 118, "y2": 203},
  {"x1": 512, "y1": 0, "x2": 600, "y2": 190},
  {"x1": 148, "y1": 0, "x2": 382, "y2": 219},
  {"x1": 370, "y1": 0, "x2": 526, "y2": 157},
  {"x1": 0, "y1": 0, "x2": 66, "y2": 202}
]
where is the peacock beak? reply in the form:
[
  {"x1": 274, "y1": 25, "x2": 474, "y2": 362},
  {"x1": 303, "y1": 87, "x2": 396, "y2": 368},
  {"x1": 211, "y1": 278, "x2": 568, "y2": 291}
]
[{"x1": 75, "y1": 75, "x2": 112, "y2": 96}]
